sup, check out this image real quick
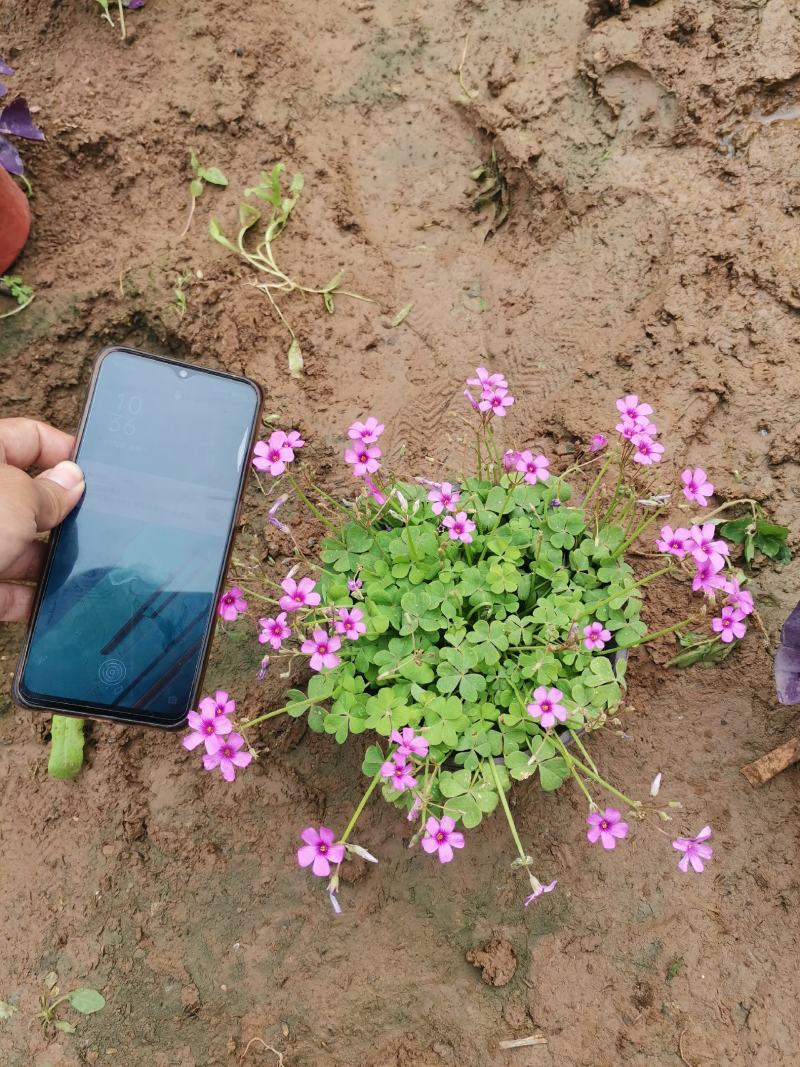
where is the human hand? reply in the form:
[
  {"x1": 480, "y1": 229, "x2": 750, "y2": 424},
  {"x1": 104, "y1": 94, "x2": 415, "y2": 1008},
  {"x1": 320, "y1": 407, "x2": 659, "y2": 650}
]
[{"x1": 0, "y1": 418, "x2": 85, "y2": 622}]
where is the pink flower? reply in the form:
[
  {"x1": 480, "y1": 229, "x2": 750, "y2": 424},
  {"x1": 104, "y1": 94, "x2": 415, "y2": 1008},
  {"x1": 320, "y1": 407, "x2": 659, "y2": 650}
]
[
  {"x1": 364, "y1": 478, "x2": 386, "y2": 505},
  {"x1": 421, "y1": 815, "x2": 465, "y2": 863},
  {"x1": 467, "y1": 367, "x2": 508, "y2": 391},
  {"x1": 183, "y1": 705, "x2": 232, "y2": 753},
  {"x1": 478, "y1": 387, "x2": 515, "y2": 417},
  {"x1": 656, "y1": 524, "x2": 691, "y2": 558},
  {"x1": 586, "y1": 807, "x2": 629, "y2": 849},
  {"x1": 672, "y1": 825, "x2": 713, "y2": 873},
  {"x1": 724, "y1": 578, "x2": 754, "y2": 616},
  {"x1": 464, "y1": 387, "x2": 481, "y2": 412},
  {"x1": 442, "y1": 511, "x2": 476, "y2": 544},
  {"x1": 380, "y1": 754, "x2": 417, "y2": 792},
  {"x1": 583, "y1": 621, "x2": 611, "y2": 651},
  {"x1": 589, "y1": 433, "x2": 607, "y2": 453},
  {"x1": 502, "y1": 450, "x2": 521, "y2": 472},
  {"x1": 526, "y1": 686, "x2": 568, "y2": 730},
  {"x1": 348, "y1": 417, "x2": 384, "y2": 446},
  {"x1": 286, "y1": 430, "x2": 305, "y2": 450},
  {"x1": 297, "y1": 826, "x2": 345, "y2": 877},
  {"x1": 428, "y1": 482, "x2": 460, "y2": 515},
  {"x1": 632, "y1": 436, "x2": 664, "y2": 465},
  {"x1": 524, "y1": 879, "x2": 557, "y2": 906},
  {"x1": 219, "y1": 587, "x2": 247, "y2": 621},
  {"x1": 334, "y1": 606, "x2": 366, "y2": 640},
  {"x1": 616, "y1": 417, "x2": 643, "y2": 442},
  {"x1": 712, "y1": 605, "x2": 747, "y2": 643},
  {"x1": 687, "y1": 523, "x2": 729, "y2": 569},
  {"x1": 301, "y1": 628, "x2": 342, "y2": 671},
  {"x1": 344, "y1": 444, "x2": 381, "y2": 478},
  {"x1": 390, "y1": 727, "x2": 429, "y2": 758},
  {"x1": 198, "y1": 690, "x2": 236, "y2": 718},
  {"x1": 692, "y1": 556, "x2": 726, "y2": 596},
  {"x1": 407, "y1": 796, "x2": 422, "y2": 822},
  {"x1": 258, "y1": 612, "x2": 292, "y2": 650},
  {"x1": 257, "y1": 655, "x2": 270, "y2": 679},
  {"x1": 279, "y1": 576, "x2": 321, "y2": 612},
  {"x1": 252, "y1": 430, "x2": 295, "y2": 476},
  {"x1": 202, "y1": 731, "x2": 252, "y2": 782},
  {"x1": 616, "y1": 395, "x2": 653, "y2": 422},
  {"x1": 515, "y1": 450, "x2": 550, "y2": 485},
  {"x1": 681, "y1": 467, "x2": 713, "y2": 507},
  {"x1": 347, "y1": 577, "x2": 363, "y2": 594}
]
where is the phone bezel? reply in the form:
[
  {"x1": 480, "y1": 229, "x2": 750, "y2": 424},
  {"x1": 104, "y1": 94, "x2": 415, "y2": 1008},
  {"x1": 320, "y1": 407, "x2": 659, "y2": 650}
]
[{"x1": 12, "y1": 345, "x2": 263, "y2": 730}]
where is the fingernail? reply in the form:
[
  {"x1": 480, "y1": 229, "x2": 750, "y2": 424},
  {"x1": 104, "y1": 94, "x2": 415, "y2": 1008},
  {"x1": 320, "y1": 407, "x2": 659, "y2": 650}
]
[{"x1": 43, "y1": 460, "x2": 84, "y2": 491}]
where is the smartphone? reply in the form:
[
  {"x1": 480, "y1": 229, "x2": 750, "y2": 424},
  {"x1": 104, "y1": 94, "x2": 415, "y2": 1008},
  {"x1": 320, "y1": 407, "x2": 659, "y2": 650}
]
[{"x1": 14, "y1": 347, "x2": 262, "y2": 729}]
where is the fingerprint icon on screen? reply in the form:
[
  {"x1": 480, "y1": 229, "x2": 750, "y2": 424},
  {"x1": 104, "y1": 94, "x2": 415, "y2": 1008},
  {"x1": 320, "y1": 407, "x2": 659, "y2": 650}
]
[{"x1": 98, "y1": 659, "x2": 127, "y2": 686}]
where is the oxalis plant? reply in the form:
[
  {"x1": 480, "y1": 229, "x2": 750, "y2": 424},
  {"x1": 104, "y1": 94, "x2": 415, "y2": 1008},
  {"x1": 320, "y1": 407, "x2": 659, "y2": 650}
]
[{"x1": 182, "y1": 372, "x2": 766, "y2": 913}]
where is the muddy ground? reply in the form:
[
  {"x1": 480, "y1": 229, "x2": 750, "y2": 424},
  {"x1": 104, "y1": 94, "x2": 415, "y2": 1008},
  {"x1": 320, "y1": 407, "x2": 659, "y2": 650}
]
[{"x1": 2, "y1": 0, "x2": 800, "y2": 1063}]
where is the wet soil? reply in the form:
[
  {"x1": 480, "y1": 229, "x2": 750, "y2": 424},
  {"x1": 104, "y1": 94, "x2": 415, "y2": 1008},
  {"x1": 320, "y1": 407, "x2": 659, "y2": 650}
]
[{"x1": 2, "y1": 0, "x2": 800, "y2": 1064}]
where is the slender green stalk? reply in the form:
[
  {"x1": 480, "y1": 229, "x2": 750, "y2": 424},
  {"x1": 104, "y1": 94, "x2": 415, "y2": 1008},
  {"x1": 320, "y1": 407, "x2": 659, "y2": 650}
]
[
  {"x1": 286, "y1": 472, "x2": 339, "y2": 532},
  {"x1": 611, "y1": 506, "x2": 665, "y2": 560},
  {"x1": 582, "y1": 451, "x2": 615, "y2": 510},
  {"x1": 405, "y1": 525, "x2": 420, "y2": 562},
  {"x1": 339, "y1": 771, "x2": 382, "y2": 844},
  {"x1": 601, "y1": 614, "x2": 700, "y2": 656},
  {"x1": 568, "y1": 729, "x2": 598, "y2": 774},
  {"x1": 551, "y1": 736, "x2": 640, "y2": 810},
  {"x1": 477, "y1": 486, "x2": 513, "y2": 563},
  {"x1": 488, "y1": 758, "x2": 528, "y2": 863},
  {"x1": 240, "y1": 702, "x2": 298, "y2": 730}
]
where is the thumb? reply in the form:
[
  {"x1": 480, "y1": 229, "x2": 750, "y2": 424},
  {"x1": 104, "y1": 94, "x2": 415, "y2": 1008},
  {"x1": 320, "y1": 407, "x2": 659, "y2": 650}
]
[{"x1": 32, "y1": 460, "x2": 86, "y2": 531}]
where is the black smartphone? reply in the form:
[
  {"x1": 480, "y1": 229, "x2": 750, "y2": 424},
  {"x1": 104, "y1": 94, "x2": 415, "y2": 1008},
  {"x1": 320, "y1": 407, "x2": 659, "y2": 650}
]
[{"x1": 13, "y1": 347, "x2": 262, "y2": 729}]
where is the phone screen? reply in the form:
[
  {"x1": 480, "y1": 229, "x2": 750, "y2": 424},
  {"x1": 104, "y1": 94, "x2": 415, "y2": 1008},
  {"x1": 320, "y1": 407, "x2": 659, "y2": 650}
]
[{"x1": 17, "y1": 349, "x2": 260, "y2": 727}]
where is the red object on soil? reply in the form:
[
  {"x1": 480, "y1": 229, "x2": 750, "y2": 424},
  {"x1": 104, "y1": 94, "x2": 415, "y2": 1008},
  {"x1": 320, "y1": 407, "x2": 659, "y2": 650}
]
[{"x1": 0, "y1": 167, "x2": 31, "y2": 273}]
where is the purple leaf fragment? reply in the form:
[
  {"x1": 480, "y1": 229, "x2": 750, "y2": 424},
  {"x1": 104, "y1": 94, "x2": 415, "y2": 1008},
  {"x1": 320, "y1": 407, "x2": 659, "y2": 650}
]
[
  {"x1": 0, "y1": 134, "x2": 24, "y2": 175},
  {"x1": 0, "y1": 97, "x2": 44, "y2": 142},
  {"x1": 774, "y1": 600, "x2": 800, "y2": 704}
]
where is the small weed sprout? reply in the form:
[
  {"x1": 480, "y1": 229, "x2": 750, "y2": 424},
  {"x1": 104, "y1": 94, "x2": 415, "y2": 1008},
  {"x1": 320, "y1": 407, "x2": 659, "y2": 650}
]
[
  {"x1": 181, "y1": 150, "x2": 227, "y2": 237},
  {"x1": 470, "y1": 148, "x2": 510, "y2": 237},
  {"x1": 173, "y1": 270, "x2": 192, "y2": 316},
  {"x1": 210, "y1": 163, "x2": 373, "y2": 378},
  {"x1": 0, "y1": 275, "x2": 34, "y2": 319},
  {"x1": 33, "y1": 974, "x2": 105, "y2": 1034}
]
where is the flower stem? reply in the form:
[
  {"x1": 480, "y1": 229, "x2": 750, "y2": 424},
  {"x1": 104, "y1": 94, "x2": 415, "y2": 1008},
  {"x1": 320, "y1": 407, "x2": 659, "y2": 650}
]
[
  {"x1": 582, "y1": 451, "x2": 615, "y2": 510},
  {"x1": 611, "y1": 506, "x2": 665, "y2": 560},
  {"x1": 601, "y1": 614, "x2": 699, "y2": 655},
  {"x1": 339, "y1": 771, "x2": 382, "y2": 845},
  {"x1": 487, "y1": 757, "x2": 528, "y2": 864},
  {"x1": 553, "y1": 738, "x2": 641, "y2": 810},
  {"x1": 239, "y1": 703, "x2": 295, "y2": 730},
  {"x1": 286, "y1": 472, "x2": 339, "y2": 532}
]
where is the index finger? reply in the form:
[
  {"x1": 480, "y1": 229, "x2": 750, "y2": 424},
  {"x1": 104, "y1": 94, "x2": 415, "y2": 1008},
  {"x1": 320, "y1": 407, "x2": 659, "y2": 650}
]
[{"x1": 0, "y1": 418, "x2": 75, "y2": 470}]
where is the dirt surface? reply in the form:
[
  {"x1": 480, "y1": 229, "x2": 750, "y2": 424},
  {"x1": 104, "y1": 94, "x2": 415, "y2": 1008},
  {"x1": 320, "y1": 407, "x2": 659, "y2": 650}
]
[{"x1": 2, "y1": 0, "x2": 800, "y2": 1064}]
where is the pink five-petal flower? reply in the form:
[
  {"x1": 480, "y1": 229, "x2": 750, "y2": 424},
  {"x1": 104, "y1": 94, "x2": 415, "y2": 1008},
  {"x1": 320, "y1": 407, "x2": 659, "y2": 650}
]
[
  {"x1": 672, "y1": 825, "x2": 713, "y2": 873},
  {"x1": 723, "y1": 578, "x2": 754, "y2": 616},
  {"x1": 380, "y1": 755, "x2": 417, "y2": 792},
  {"x1": 428, "y1": 482, "x2": 460, "y2": 515},
  {"x1": 692, "y1": 555, "x2": 726, "y2": 596},
  {"x1": 218, "y1": 587, "x2": 247, "y2": 621},
  {"x1": 589, "y1": 433, "x2": 608, "y2": 453},
  {"x1": 300, "y1": 628, "x2": 342, "y2": 671},
  {"x1": 526, "y1": 686, "x2": 568, "y2": 730},
  {"x1": 199, "y1": 690, "x2": 236, "y2": 718},
  {"x1": 183, "y1": 706, "x2": 232, "y2": 753},
  {"x1": 682, "y1": 467, "x2": 714, "y2": 507},
  {"x1": 583, "y1": 620, "x2": 611, "y2": 651},
  {"x1": 421, "y1": 815, "x2": 465, "y2": 864},
  {"x1": 252, "y1": 430, "x2": 295, "y2": 476},
  {"x1": 467, "y1": 367, "x2": 508, "y2": 391},
  {"x1": 515, "y1": 450, "x2": 550, "y2": 485},
  {"x1": 202, "y1": 731, "x2": 252, "y2": 782},
  {"x1": 334, "y1": 606, "x2": 367, "y2": 640},
  {"x1": 478, "y1": 387, "x2": 515, "y2": 417},
  {"x1": 616, "y1": 416, "x2": 643, "y2": 442},
  {"x1": 687, "y1": 523, "x2": 729, "y2": 570},
  {"x1": 464, "y1": 387, "x2": 481, "y2": 412},
  {"x1": 279, "y1": 575, "x2": 321, "y2": 612},
  {"x1": 524, "y1": 879, "x2": 558, "y2": 906},
  {"x1": 348, "y1": 417, "x2": 385, "y2": 446},
  {"x1": 655, "y1": 524, "x2": 692, "y2": 559},
  {"x1": 258, "y1": 612, "x2": 292, "y2": 650},
  {"x1": 712, "y1": 605, "x2": 747, "y2": 643},
  {"x1": 502, "y1": 450, "x2": 521, "y2": 472},
  {"x1": 632, "y1": 435, "x2": 664, "y2": 465},
  {"x1": 586, "y1": 807, "x2": 629, "y2": 850},
  {"x1": 616, "y1": 395, "x2": 653, "y2": 422},
  {"x1": 344, "y1": 444, "x2": 381, "y2": 478},
  {"x1": 286, "y1": 429, "x2": 305, "y2": 450},
  {"x1": 390, "y1": 727, "x2": 429, "y2": 758},
  {"x1": 297, "y1": 826, "x2": 346, "y2": 878},
  {"x1": 442, "y1": 511, "x2": 476, "y2": 544}
]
